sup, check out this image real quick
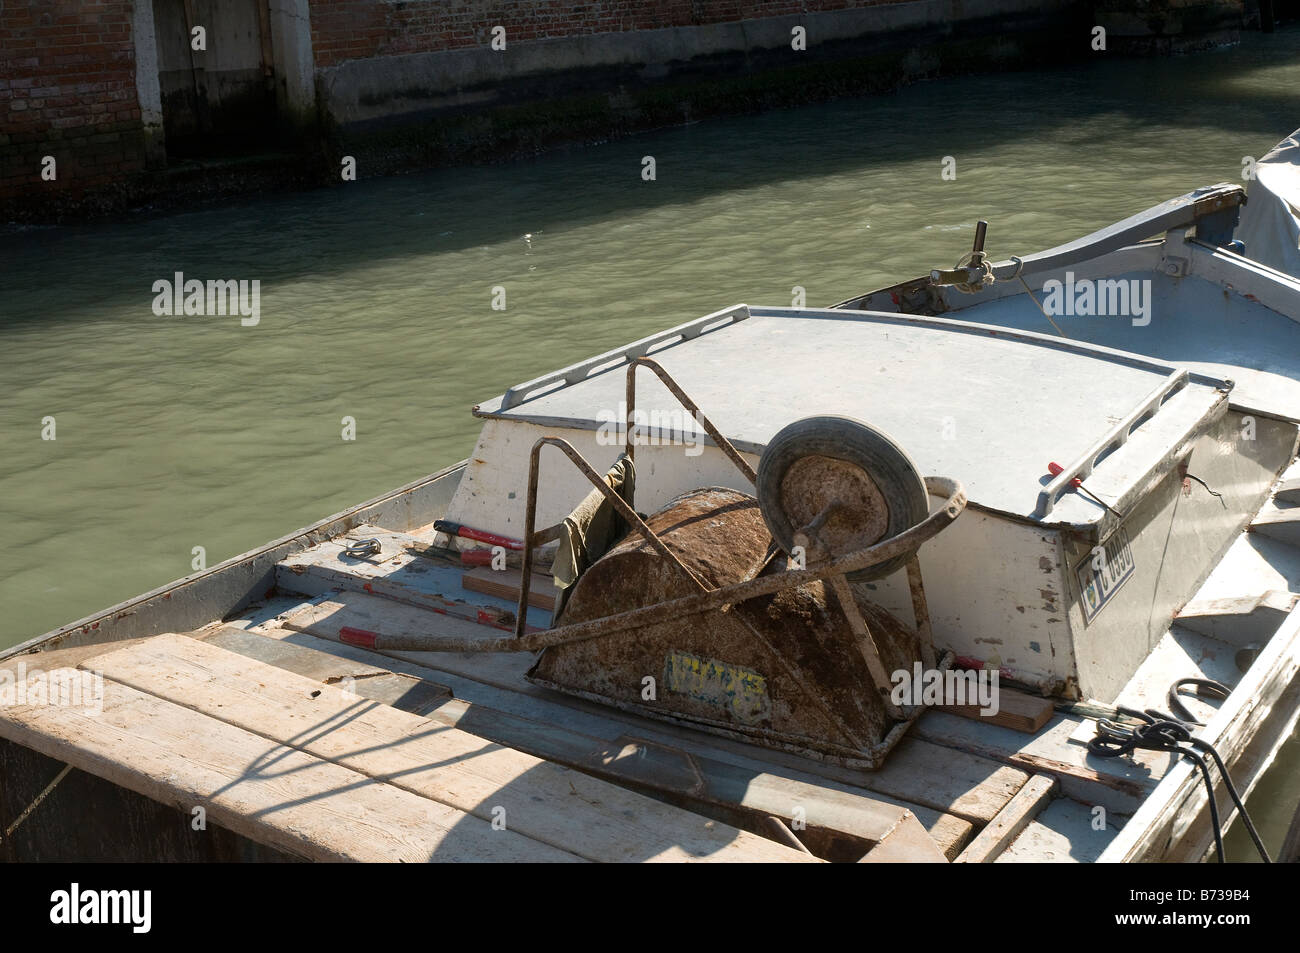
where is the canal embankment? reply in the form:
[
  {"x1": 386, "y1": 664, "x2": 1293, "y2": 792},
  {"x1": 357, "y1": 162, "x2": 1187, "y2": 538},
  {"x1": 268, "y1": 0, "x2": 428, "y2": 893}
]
[{"x1": 2, "y1": 0, "x2": 1277, "y2": 224}]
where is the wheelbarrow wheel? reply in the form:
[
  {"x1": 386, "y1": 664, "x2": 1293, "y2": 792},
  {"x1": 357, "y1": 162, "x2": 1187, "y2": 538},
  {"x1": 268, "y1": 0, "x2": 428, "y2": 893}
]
[{"x1": 756, "y1": 415, "x2": 929, "y2": 581}]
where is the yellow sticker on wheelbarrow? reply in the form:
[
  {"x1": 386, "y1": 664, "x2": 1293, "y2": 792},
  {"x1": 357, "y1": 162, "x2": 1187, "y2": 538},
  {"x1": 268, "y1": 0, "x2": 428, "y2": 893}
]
[{"x1": 664, "y1": 650, "x2": 770, "y2": 725}]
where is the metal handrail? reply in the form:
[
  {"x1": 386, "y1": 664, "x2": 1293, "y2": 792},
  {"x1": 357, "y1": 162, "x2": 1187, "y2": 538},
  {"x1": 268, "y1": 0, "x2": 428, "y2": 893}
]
[
  {"x1": 623, "y1": 357, "x2": 757, "y2": 502},
  {"x1": 497, "y1": 304, "x2": 749, "y2": 410},
  {"x1": 1034, "y1": 369, "x2": 1189, "y2": 518}
]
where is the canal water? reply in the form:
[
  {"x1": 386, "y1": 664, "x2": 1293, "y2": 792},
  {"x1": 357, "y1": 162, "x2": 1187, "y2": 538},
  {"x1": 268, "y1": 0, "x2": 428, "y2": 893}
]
[{"x1": 3, "y1": 27, "x2": 1299, "y2": 857}]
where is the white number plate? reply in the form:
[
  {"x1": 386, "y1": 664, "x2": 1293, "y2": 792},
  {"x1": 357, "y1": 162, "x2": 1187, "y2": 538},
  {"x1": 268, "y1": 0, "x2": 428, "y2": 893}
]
[{"x1": 1077, "y1": 527, "x2": 1135, "y2": 624}]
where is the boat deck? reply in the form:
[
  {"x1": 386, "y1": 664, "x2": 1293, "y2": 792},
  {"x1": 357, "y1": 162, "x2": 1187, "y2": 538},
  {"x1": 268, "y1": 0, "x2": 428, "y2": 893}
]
[
  {"x1": 921, "y1": 269, "x2": 1300, "y2": 422},
  {"x1": 0, "y1": 515, "x2": 1174, "y2": 863},
  {"x1": 6, "y1": 478, "x2": 1300, "y2": 862},
  {"x1": 3, "y1": 462, "x2": 1298, "y2": 862}
]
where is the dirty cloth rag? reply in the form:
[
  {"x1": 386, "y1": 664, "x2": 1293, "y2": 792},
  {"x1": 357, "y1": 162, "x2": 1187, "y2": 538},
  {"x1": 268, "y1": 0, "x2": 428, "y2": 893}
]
[{"x1": 552, "y1": 455, "x2": 636, "y2": 610}]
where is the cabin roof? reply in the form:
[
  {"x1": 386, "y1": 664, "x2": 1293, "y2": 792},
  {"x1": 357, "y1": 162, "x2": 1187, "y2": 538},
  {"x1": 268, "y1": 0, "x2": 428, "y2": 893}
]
[
  {"x1": 945, "y1": 270, "x2": 1300, "y2": 423},
  {"x1": 475, "y1": 306, "x2": 1230, "y2": 524}
]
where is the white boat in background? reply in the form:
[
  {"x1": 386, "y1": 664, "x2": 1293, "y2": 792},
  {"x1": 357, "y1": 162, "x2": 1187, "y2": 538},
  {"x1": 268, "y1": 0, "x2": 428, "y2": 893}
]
[
  {"x1": 1237, "y1": 126, "x2": 1300, "y2": 279},
  {"x1": 3, "y1": 137, "x2": 1300, "y2": 864}
]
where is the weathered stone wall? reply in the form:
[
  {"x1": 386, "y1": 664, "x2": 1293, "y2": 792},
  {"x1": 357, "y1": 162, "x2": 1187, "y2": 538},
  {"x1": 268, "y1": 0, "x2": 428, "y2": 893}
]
[
  {"x1": 0, "y1": 0, "x2": 1259, "y2": 221},
  {"x1": 310, "y1": 0, "x2": 1087, "y2": 127},
  {"x1": 0, "y1": 0, "x2": 148, "y2": 206},
  {"x1": 308, "y1": 0, "x2": 940, "y2": 67}
]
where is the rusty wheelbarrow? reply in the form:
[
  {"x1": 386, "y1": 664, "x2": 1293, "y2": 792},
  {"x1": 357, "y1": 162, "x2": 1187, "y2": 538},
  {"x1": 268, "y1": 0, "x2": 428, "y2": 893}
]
[{"x1": 372, "y1": 358, "x2": 967, "y2": 769}]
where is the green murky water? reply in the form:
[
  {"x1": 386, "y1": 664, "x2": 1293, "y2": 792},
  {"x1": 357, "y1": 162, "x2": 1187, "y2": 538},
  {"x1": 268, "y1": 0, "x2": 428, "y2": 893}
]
[{"x1": 3, "y1": 26, "x2": 1298, "y2": 858}]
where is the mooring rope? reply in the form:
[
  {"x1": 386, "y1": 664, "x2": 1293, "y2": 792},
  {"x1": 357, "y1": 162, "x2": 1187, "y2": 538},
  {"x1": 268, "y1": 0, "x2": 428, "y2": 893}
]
[
  {"x1": 0, "y1": 763, "x2": 72, "y2": 845},
  {"x1": 1087, "y1": 679, "x2": 1270, "y2": 863}
]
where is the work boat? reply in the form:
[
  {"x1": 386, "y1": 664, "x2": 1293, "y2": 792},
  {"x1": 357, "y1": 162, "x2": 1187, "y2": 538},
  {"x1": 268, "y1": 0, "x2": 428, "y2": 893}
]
[{"x1": 4, "y1": 169, "x2": 1300, "y2": 866}]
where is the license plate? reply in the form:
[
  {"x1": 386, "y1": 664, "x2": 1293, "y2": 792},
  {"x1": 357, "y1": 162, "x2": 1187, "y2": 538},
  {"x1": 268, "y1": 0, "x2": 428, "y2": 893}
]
[{"x1": 1076, "y1": 526, "x2": 1136, "y2": 624}]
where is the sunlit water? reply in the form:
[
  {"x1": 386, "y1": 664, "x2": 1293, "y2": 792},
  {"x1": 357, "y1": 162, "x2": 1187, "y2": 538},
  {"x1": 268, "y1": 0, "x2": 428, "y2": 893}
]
[{"x1": 3, "y1": 26, "x2": 1299, "y2": 857}]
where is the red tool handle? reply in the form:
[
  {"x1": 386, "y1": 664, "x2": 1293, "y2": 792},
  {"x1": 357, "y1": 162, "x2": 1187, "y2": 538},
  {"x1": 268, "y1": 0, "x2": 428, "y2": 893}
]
[
  {"x1": 1047, "y1": 461, "x2": 1083, "y2": 488},
  {"x1": 434, "y1": 520, "x2": 525, "y2": 551},
  {"x1": 460, "y1": 549, "x2": 493, "y2": 566}
]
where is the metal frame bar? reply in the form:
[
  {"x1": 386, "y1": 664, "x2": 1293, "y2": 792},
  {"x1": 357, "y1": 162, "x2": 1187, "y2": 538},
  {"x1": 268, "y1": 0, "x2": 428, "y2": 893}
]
[
  {"x1": 1034, "y1": 368, "x2": 1189, "y2": 518},
  {"x1": 513, "y1": 437, "x2": 710, "y2": 638},
  {"x1": 496, "y1": 304, "x2": 749, "y2": 411},
  {"x1": 369, "y1": 475, "x2": 966, "y2": 655},
  {"x1": 624, "y1": 357, "x2": 758, "y2": 499}
]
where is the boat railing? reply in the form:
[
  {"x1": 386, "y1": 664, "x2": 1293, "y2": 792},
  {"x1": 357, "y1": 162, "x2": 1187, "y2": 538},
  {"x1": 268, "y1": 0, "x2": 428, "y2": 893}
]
[
  {"x1": 496, "y1": 303, "x2": 749, "y2": 411},
  {"x1": 1034, "y1": 368, "x2": 1190, "y2": 518}
]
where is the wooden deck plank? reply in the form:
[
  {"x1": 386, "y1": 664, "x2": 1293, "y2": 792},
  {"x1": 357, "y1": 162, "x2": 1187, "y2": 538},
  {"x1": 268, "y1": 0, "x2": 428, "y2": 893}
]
[
  {"x1": 84, "y1": 634, "x2": 811, "y2": 863},
  {"x1": 277, "y1": 592, "x2": 1022, "y2": 828},
  {"x1": 207, "y1": 621, "x2": 971, "y2": 856},
  {"x1": 996, "y1": 797, "x2": 1122, "y2": 863},
  {"x1": 0, "y1": 669, "x2": 581, "y2": 863},
  {"x1": 955, "y1": 773, "x2": 1058, "y2": 863},
  {"x1": 277, "y1": 530, "x2": 552, "y2": 629},
  {"x1": 198, "y1": 626, "x2": 957, "y2": 857},
  {"x1": 201, "y1": 625, "x2": 453, "y2": 715},
  {"x1": 462, "y1": 567, "x2": 557, "y2": 611}
]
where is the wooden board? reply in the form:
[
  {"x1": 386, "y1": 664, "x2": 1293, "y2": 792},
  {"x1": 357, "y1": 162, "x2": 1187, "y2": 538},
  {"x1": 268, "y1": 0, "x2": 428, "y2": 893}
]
[
  {"x1": 955, "y1": 773, "x2": 1057, "y2": 863},
  {"x1": 941, "y1": 685, "x2": 1054, "y2": 735},
  {"x1": 277, "y1": 533, "x2": 552, "y2": 629},
  {"x1": 277, "y1": 591, "x2": 1018, "y2": 831},
  {"x1": 859, "y1": 811, "x2": 950, "y2": 863},
  {"x1": 996, "y1": 796, "x2": 1122, "y2": 864},
  {"x1": 202, "y1": 625, "x2": 453, "y2": 714},
  {"x1": 199, "y1": 626, "x2": 953, "y2": 859},
  {"x1": 84, "y1": 633, "x2": 811, "y2": 864},
  {"x1": 0, "y1": 668, "x2": 580, "y2": 863},
  {"x1": 462, "y1": 567, "x2": 557, "y2": 611}
]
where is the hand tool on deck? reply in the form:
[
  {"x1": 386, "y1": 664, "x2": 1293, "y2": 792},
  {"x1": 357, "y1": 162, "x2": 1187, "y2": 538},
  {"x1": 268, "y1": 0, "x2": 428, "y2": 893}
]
[{"x1": 433, "y1": 520, "x2": 526, "y2": 551}]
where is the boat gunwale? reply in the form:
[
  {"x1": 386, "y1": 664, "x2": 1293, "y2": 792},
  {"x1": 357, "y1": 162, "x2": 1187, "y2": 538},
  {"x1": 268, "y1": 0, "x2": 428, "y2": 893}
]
[
  {"x1": 1098, "y1": 601, "x2": 1300, "y2": 862},
  {"x1": 0, "y1": 459, "x2": 469, "y2": 664}
]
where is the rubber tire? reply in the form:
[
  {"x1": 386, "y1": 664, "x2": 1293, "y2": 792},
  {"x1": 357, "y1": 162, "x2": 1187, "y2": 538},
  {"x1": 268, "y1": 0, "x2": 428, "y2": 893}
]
[{"x1": 756, "y1": 415, "x2": 929, "y2": 581}]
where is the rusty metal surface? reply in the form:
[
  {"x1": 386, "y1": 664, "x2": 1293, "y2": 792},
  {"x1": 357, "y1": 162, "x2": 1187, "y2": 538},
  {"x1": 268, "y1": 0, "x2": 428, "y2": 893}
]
[
  {"x1": 528, "y1": 488, "x2": 924, "y2": 762},
  {"x1": 513, "y1": 436, "x2": 709, "y2": 637},
  {"x1": 355, "y1": 475, "x2": 967, "y2": 656},
  {"x1": 781, "y1": 455, "x2": 889, "y2": 553},
  {"x1": 625, "y1": 357, "x2": 758, "y2": 489}
]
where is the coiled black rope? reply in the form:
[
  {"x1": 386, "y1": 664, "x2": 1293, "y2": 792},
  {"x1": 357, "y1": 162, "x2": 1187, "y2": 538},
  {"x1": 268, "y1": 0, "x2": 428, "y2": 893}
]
[{"x1": 1087, "y1": 678, "x2": 1271, "y2": 863}]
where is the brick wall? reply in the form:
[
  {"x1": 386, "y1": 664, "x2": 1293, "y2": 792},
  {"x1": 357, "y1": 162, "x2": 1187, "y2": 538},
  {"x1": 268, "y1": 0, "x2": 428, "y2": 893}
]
[
  {"x1": 0, "y1": 0, "x2": 146, "y2": 203},
  {"x1": 308, "y1": 0, "x2": 883, "y2": 68}
]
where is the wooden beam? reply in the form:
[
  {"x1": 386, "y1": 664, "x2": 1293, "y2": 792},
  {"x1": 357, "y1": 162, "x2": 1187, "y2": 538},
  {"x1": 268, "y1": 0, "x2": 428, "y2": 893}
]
[
  {"x1": 0, "y1": 668, "x2": 581, "y2": 862},
  {"x1": 88, "y1": 634, "x2": 814, "y2": 863},
  {"x1": 462, "y1": 567, "x2": 557, "y2": 610},
  {"x1": 955, "y1": 773, "x2": 1058, "y2": 863},
  {"x1": 940, "y1": 684, "x2": 1054, "y2": 734}
]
